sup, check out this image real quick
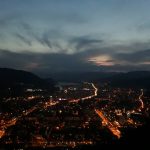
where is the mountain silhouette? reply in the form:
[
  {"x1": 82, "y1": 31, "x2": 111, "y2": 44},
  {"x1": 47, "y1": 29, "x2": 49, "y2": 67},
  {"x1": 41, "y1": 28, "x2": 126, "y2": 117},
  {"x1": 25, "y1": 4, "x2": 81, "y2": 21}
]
[{"x1": 0, "y1": 68, "x2": 54, "y2": 97}]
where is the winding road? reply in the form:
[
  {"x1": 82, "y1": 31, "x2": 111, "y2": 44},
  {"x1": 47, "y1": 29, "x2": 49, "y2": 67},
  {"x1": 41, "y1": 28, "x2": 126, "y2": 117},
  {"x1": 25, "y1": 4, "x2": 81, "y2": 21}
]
[{"x1": 138, "y1": 89, "x2": 144, "y2": 111}]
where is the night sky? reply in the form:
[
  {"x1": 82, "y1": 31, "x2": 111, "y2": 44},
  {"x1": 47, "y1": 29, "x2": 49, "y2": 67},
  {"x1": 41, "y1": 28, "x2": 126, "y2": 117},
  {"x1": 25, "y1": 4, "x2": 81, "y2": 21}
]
[{"x1": 0, "y1": 0, "x2": 150, "y2": 76}]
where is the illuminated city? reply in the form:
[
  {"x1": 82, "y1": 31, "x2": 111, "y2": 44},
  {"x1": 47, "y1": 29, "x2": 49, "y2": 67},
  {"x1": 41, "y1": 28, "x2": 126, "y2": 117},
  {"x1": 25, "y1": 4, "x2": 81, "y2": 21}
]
[{"x1": 0, "y1": 79, "x2": 150, "y2": 149}]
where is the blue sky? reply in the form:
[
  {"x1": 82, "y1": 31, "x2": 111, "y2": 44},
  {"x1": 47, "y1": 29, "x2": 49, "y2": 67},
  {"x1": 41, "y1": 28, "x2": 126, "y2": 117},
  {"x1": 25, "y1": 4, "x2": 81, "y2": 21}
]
[{"x1": 0, "y1": 0, "x2": 150, "y2": 75}]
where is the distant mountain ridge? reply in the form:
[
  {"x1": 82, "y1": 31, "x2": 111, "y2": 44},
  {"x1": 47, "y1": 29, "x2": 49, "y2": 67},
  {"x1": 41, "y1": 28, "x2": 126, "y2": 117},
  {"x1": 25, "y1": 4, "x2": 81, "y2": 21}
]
[
  {"x1": 0, "y1": 68, "x2": 55, "y2": 97},
  {"x1": 0, "y1": 68, "x2": 150, "y2": 90},
  {"x1": 48, "y1": 71, "x2": 117, "y2": 82},
  {"x1": 109, "y1": 71, "x2": 150, "y2": 88},
  {"x1": 48, "y1": 71, "x2": 150, "y2": 88}
]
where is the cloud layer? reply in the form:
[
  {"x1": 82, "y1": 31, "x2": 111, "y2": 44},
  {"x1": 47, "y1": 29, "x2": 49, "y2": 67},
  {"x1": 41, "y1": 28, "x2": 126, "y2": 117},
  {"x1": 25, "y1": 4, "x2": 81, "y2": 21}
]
[
  {"x1": 0, "y1": 0, "x2": 150, "y2": 75},
  {"x1": 0, "y1": 47, "x2": 150, "y2": 77}
]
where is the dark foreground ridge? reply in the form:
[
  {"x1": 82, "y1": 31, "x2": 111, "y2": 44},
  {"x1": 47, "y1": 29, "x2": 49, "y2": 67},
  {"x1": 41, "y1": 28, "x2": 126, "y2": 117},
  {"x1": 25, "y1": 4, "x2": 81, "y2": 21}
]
[{"x1": 0, "y1": 68, "x2": 54, "y2": 97}]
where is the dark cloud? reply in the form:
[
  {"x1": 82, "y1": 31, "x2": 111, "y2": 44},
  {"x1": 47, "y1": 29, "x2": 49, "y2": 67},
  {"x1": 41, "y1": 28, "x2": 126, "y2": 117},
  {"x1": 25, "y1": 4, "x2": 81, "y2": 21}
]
[
  {"x1": 31, "y1": 32, "x2": 53, "y2": 49},
  {"x1": 98, "y1": 64, "x2": 150, "y2": 72},
  {"x1": 0, "y1": 50, "x2": 35, "y2": 68},
  {"x1": 114, "y1": 49, "x2": 150, "y2": 63},
  {"x1": 14, "y1": 33, "x2": 32, "y2": 46},
  {"x1": 0, "y1": 50, "x2": 98, "y2": 76},
  {"x1": 0, "y1": 48, "x2": 150, "y2": 77},
  {"x1": 18, "y1": 22, "x2": 52, "y2": 49},
  {"x1": 70, "y1": 36, "x2": 104, "y2": 51},
  {"x1": 19, "y1": 23, "x2": 104, "y2": 51},
  {"x1": 41, "y1": 33, "x2": 52, "y2": 49}
]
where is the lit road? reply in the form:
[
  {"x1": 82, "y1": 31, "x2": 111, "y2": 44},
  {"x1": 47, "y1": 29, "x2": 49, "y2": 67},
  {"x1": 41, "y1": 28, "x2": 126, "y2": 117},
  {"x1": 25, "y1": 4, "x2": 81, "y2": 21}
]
[
  {"x1": 0, "y1": 130, "x2": 5, "y2": 138},
  {"x1": 81, "y1": 83, "x2": 98, "y2": 100},
  {"x1": 95, "y1": 109, "x2": 121, "y2": 139},
  {"x1": 91, "y1": 83, "x2": 98, "y2": 97},
  {"x1": 70, "y1": 82, "x2": 98, "y2": 102},
  {"x1": 138, "y1": 89, "x2": 144, "y2": 110}
]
